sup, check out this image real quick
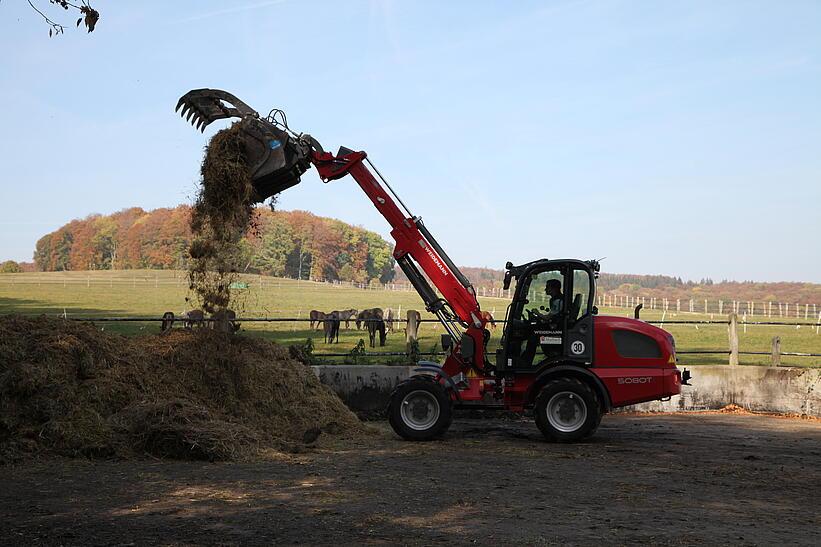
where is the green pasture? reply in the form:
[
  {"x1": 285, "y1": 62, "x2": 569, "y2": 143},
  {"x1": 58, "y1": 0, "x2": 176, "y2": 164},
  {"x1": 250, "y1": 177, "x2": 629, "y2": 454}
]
[{"x1": 1, "y1": 270, "x2": 818, "y2": 367}]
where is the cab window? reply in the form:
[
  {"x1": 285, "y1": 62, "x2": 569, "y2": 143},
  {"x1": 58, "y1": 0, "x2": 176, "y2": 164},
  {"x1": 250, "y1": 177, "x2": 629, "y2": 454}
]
[
  {"x1": 569, "y1": 268, "x2": 592, "y2": 323},
  {"x1": 517, "y1": 269, "x2": 564, "y2": 320}
]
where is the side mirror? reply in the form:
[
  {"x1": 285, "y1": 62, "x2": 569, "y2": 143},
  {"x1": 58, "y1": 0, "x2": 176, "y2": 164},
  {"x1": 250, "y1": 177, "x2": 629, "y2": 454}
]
[
  {"x1": 441, "y1": 334, "x2": 453, "y2": 351},
  {"x1": 592, "y1": 306, "x2": 599, "y2": 315},
  {"x1": 460, "y1": 333, "x2": 475, "y2": 361}
]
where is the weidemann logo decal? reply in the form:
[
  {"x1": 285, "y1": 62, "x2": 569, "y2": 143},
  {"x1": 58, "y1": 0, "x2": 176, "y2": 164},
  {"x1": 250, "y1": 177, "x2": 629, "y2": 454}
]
[{"x1": 420, "y1": 240, "x2": 449, "y2": 277}]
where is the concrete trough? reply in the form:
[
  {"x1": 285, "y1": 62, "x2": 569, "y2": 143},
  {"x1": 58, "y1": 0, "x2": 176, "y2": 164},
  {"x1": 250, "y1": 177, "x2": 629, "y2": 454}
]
[
  {"x1": 312, "y1": 365, "x2": 415, "y2": 415},
  {"x1": 311, "y1": 364, "x2": 821, "y2": 417}
]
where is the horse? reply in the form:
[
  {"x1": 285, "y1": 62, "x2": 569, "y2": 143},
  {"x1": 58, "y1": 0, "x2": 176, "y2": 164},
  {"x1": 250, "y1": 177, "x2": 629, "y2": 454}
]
[
  {"x1": 324, "y1": 311, "x2": 340, "y2": 344},
  {"x1": 480, "y1": 310, "x2": 497, "y2": 329},
  {"x1": 212, "y1": 309, "x2": 240, "y2": 333},
  {"x1": 384, "y1": 307, "x2": 395, "y2": 332},
  {"x1": 367, "y1": 318, "x2": 387, "y2": 348},
  {"x1": 337, "y1": 309, "x2": 358, "y2": 329},
  {"x1": 356, "y1": 308, "x2": 383, "y2": 329},
  {"x1": 405, "y1": 310, "x2": 421, "y2": 342},
  {"x1": 309, "y1": 310, "x2": 327, "y2": 330},
  {"x1": 183, "y1": 309, "x2": 205, "y2": 329},
  {"x1": 160, "y1": 311, "x2": 175, "y2": 333}
]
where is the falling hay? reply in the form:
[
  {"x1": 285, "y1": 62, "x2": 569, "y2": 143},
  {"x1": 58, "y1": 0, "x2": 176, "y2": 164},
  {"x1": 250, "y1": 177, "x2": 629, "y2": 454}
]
[
  {"x1": 188, "y1": 123, "x2": 258, "y2": 314},
  {"x1": 0, "y1": 316, "x2": 364, "y2": 463}
]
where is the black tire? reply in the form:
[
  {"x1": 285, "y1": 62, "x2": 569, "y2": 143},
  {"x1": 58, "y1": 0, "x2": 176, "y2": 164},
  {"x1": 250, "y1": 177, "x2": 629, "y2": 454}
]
[
  {"x1": 534, "y1": 377, "x2": 602, "y2": 442},
  {"x1": 388, "y1": 377, "x2": 453, "y2": 441}
]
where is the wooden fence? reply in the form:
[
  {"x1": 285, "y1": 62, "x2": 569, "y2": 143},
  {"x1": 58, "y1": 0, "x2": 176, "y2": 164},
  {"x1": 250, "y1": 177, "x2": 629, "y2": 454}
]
[{"x1": 43, "y1": 312, "x2": 821, "y2": 366}]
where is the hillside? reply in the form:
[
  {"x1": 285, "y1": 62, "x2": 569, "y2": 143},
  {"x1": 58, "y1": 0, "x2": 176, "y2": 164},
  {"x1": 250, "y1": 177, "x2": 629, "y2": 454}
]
[
  {"x1": 32, "y1": 206, "x2": 395, "y2": 285},
  {"x1": 393, "y1": 266, "x2": 821, "y2": 306},
  {"x1": 18, "y1": 207, "x2": 821, "y2": 305}
]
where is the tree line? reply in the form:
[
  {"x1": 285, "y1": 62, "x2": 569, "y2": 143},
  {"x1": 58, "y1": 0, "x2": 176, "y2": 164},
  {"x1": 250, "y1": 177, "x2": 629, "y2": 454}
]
[
  {"x1": 17, "y1": 206, "x2": 821, "y2": 305},
  {"x1": 32, "y1": 206, "x2": 396, "y2": 284},
  {"x1": 392, "y1": 267, "x2": 821, "y2": 305}
]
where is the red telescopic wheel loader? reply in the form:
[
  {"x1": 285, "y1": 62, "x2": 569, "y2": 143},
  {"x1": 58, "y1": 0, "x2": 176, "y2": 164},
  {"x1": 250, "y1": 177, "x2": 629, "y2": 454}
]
[{"x1": 177, "y1": 89, "x2": 691, "y2": 442}]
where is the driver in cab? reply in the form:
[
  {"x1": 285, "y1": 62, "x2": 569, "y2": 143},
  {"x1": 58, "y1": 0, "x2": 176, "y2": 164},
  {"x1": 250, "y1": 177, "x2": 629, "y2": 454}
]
[
  {"x1": 531, "y1": 279, "x2": 563, "y2": 320},
  {"x1": 520, "y1": 278, "x2": 564, "y2": 366},
  {"x1": 544, "y1": 279, "x2": 563, "y2": 317}
]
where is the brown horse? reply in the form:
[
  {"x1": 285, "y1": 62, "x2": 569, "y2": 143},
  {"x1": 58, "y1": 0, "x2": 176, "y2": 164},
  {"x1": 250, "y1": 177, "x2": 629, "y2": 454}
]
[
  {"x1": 480, "y1": 310, "x2": 496, "y2": 329},
  {"x1": 310, "y1": 310, "x2": 326, "y2": 330},
  {"x1": 337, "y1": 309, "x2": 358, "y2": 329}
]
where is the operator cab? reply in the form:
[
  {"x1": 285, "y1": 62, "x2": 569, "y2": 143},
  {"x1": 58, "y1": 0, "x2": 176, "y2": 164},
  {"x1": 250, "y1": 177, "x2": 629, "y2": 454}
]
[{"x1": 498, "y1": 259, "x2": 599, "y2": 371}]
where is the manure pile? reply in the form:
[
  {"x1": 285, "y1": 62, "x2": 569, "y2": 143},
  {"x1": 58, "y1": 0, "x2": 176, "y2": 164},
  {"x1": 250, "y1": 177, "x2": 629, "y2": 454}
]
[
  {"x1": 0, "y1": 316, "x2": 363, "y2": 463},
  {"x1": 188, "y1": 123, "x2": 257, "y2": 313}
]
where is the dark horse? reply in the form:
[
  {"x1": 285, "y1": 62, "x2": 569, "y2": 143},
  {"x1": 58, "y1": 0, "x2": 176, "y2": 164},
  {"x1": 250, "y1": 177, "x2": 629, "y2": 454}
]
[
  {"x1": 367, "y1": 318, "x2": 387, "y2": 348},
  {"x1": 324, "y1": 311, "x2": 340, "y2": 344},
  {"x1": 356, "y1": 308, "x2": 383, "y2": 329}
]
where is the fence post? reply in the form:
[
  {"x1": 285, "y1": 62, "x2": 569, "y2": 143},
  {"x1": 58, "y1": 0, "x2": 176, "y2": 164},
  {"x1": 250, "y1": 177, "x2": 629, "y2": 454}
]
[
  {"x1": 771, "y1": 336, "x2": 781, "y2": 367},
  {"x1": 719, "y1": 300, "x2": 723, "y2": 314},
  {"x1": 728, "y1": 313, "x2": 739, "y2": 366},
  {"x1": 406, "y1": 310, "x2": 419, "y2": 348}
]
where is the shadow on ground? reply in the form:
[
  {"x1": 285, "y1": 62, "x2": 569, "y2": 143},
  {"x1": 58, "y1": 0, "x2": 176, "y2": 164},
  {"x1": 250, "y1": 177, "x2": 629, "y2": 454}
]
[{"x1": 1, "y1": 414, "x2": 819, "y2": 545}]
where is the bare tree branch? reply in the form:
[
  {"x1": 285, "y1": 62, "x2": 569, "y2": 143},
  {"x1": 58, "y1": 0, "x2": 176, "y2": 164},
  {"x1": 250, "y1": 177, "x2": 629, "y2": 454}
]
[{"x1": 25, "y1": 0, "x2": 100, "y2": 36}]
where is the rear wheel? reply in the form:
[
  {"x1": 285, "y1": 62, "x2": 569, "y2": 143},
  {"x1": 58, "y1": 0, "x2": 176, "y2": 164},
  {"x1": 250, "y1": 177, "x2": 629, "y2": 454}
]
[
  {"x1": 534, "y1": 377, "x2": 601, "y2": 442},
  {"x1": 388, "y1": 378, "x2": 453, "y2": 441}
]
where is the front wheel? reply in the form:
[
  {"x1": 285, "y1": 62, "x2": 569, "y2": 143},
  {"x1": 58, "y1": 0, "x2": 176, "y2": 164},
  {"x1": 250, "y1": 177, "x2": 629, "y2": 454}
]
[
  {"x1": 534, "y1": 377, "x2": 602, "y2": 442},
  {"x1": 388, "y1": 378, "x2": 453, "y2": 441}
]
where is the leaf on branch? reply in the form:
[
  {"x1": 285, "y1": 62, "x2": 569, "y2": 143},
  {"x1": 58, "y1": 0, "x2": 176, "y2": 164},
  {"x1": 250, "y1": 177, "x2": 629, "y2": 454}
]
[
  {"x1": 80, "y1": 6, "x2": 99, "y2": 33},
  {"x1": 77, "y1": 17, "x2": 82, "y2": 27}
]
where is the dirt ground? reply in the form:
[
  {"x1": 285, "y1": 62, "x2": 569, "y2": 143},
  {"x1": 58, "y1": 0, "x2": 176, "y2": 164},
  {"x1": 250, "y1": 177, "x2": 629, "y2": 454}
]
[{"x1": 1, "y1": 413, "x2": 819, "y2": 546}]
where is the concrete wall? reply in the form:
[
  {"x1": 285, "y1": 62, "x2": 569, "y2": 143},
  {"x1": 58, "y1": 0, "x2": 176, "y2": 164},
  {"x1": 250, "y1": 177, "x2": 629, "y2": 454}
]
[
  {"x1": 312, "y1": 365, "x2": 415, "y2": 415},
  {"x1": 312, "y1": 365, "x2": 821, "y2": 417},
  {"x1": 623, "y1": 366, "x2": 821, "y2": 416}
]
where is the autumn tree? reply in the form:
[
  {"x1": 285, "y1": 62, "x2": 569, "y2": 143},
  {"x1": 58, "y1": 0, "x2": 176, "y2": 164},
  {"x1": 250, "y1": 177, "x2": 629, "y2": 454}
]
[
  {"x1": 0, "y1": 261, "x2": 22, "y2": 273},
  {"x1": 30, "y1": 205, "x2": 397, "y2": 284}
]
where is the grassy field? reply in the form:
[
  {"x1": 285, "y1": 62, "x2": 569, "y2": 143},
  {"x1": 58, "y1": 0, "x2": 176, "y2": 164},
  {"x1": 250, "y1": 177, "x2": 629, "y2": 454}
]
[{"x1": 1, "y1": 270, "x2": 819, "y2": 367}]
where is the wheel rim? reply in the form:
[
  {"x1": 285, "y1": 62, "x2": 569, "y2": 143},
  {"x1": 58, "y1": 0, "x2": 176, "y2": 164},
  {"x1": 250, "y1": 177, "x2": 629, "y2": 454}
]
[
  {"x1": 400, "y1": 390, "x2": 441, "y2": 431},
  {"x1": 546, "y1": 391, "x2": 587, "y2": 433}
]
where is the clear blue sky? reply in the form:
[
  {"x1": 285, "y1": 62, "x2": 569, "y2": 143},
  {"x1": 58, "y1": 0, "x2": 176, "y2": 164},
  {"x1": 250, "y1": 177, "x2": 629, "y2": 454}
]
[{"x1": 1, "y1": 1, "x2": 819, "y2": 282}]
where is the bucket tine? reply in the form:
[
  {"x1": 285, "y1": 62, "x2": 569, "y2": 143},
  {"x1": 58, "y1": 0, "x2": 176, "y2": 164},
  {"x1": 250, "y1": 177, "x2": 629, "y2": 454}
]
[{"x1": 175, "y1": 88, "x2": 260, "y2": 131}]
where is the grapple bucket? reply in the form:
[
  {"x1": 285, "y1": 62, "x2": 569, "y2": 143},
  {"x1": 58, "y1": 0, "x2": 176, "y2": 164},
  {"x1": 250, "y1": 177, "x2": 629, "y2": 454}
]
[{"x1": 176, "y1": 88, "x2": 314, "y2": 201}]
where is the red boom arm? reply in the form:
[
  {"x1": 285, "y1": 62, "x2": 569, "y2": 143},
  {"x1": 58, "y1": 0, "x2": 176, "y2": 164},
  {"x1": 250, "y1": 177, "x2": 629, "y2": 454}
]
[{"x1": 311, "y1": 148, "x2": 488, "y2": 372}]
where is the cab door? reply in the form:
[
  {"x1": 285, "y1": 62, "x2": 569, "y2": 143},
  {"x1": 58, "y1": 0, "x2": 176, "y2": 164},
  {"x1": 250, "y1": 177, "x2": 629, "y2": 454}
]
[
  {"x1": 563, "y1": 266, "x2": 594, "y2": 365},
  {"x1": 502, "y1": 265, "x2": 567, "y2": 369}
]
